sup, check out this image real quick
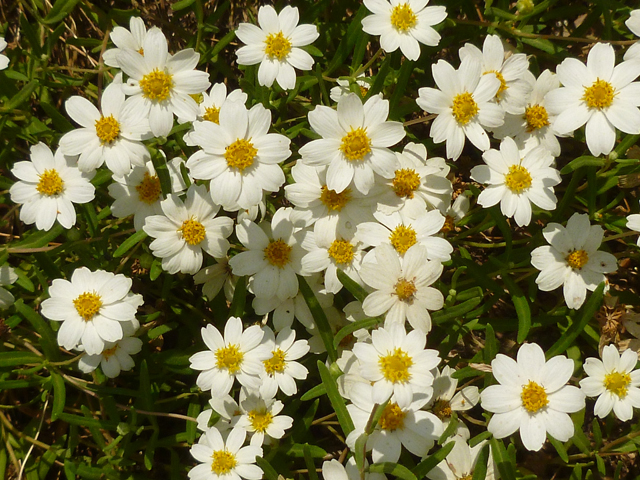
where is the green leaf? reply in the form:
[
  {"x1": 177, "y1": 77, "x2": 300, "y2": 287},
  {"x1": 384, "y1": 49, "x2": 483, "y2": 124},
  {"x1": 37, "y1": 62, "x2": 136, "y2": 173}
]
[
  {"x1": 334, "y1": 317, "x2": 381, "y2": 349},
  {"x1": 229, "y1": 276, "x2": 247, "y2": 318},
  {"x1": 171, "y1": 0, "x2": 196, "y2": 10},
  {"x1": 432, "y1": 296, "x2": 483, "y2": 324},
  {"x1": 336, "y1": 268, "x2": 368, "y2": 303},
  {"x1": 412, "y1": 441, "x2": 455, "y2": 478},
  {"x1": 113, "y1": 230, "x2": 147, "y2": 258},
  {"x1": 369, "y1": 463, "x2": 417, "y2": 480},
  {"x1": 299, "y1": 276, "x2": 338, "y2": 363},
  {"x1": 256, "y1": 457, "x2": 279, "y2": 480},
  {"x1": 285, "y1": 443, "x2": 327, "y2": 457},
  {"x1": 354, "y1": 432, "x2": 368, "y2": 469},
  {"x1": 57, "y1": 412, "x2": 118, "y2": 430},
  {"x1": 303, "y1": 444, "x2": 319, "y2": 480},
  {"x1": 484, "y1": 324, "x2": 498, "y2": 364},
  {"x1": 502, "y1": 275, "x2": 531, "y2": 343},
  {"x1": 51, "y1": 371, "x2": 65, "y2": 421},
  {"x1": 9, "y1": 223, "x2": 64, "y2": 249},
  {"x1": 324, "y1": 4, "x2": 369, "y2": 75},
  {"x1": 43, "y1": 0, "x2": 82, "y2": 23},
  {"x1": 548, "y1": 434, "x2": 569, "y2": 463},
  {"x1": 490, "y1": 437, "x2": 517, "y2": 480},
  {"x1": 0, "y1": 351, "x2": 42, "y2": 367},
  {"x1": 2, "y1": 80, "x2": 38, "y2": 110},
  {"x1": 560, "y1": 156, "x2": 604, "y2": 174},
  {"x1": 592, "y1": 418, "x2": 602, "y2": 449},
  {"x1": 546, "y1": 282, "x2": 605, "y2": 358},
  {"x1": 317, "y1": 360, "x2": 354, "y2": 435},
  {"x1": 472, "y1": 444, "x2": 490, "y2": 480},
  {"x1": 300, "y1": 383, "x2": 326, "y2": 401},
  {"x1": 14, "y1": 299, "x2": 60, "y2": 360}
]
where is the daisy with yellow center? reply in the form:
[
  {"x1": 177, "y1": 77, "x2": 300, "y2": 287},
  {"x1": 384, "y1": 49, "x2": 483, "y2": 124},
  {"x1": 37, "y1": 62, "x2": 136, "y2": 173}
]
[
  {"x1": 580, "y1": 344, "x2": 640, "y2": 421},
  {"x1": 258, "y1": 327, "x2": 309, "y2": 398},
  {"x1": 78, "y1": 336, "x2": 143, "y2": 378},
  {"x1": 144, "y1": 185, "x2": 234, "y2": 275},
  {"x1": 481, "y1": 343, "x2": 585, "y2": 452},
  {"x1": 471, "y1": 137, "x2": 561, "y2": 227},
  {"x1": 235, "y1": 5, "x2": 319, "y2": 90},
  {"x1": 531, "y1": 213, "x2": 617, "y2": 310},
  {"x1": 236, "y1": 389, "x2": 294, "y2": 447},
  {"x1": 102, "y1": 17, "x2": 148, "y2": 69}
]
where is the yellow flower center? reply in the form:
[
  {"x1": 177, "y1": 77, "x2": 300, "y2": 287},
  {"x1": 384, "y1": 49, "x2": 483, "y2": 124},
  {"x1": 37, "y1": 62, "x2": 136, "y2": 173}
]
[
  {"x1": 432, "y1": 399, "x2": 452, "y2": 420},
  {"x1": 504, "y1": 165, "x2": 532, "y2": 194},
  {"x1": 521, "y1": 380, "x2": 548, "y2": 413},
  {"x1": 320, "y1": 185, "x2": 351, "y2": 211},
  {"x1": 138, "y1": 48, "x2": 144, "y2": 55},
  {"x1": 225, "y1": 138, "x2": 257, "y2": 172},
  {"x1": 203, "y1": 106, "x2": 221, "y2": 123},
  {"x1": 440, "y1": 215, "x2": 455, "y2": 234},
  {"x1": 215, "y1": 344, "x2": 244, "y2": 374},
  {"x1": 264, "y1": 348, "x2": 286, "y2": 375},
  {"x1": 359, "y1": 85, "x2": 369, "y2": 97},
  {"x1": 394, "y1": 278, "x2": 417, "y2": 301},
  {"x1": 264, "y1": 31, "x2": 292, "y2": 60},
  {"x1": 211, "y1": 450, "x2": 237, "y2": 475},
  {"x1": 135, "y1": 172, "x2": 162, "y2": 204},
  {"x1": 566, "y1": 249, "x2": 589, "y2": 270},
  {"x1": 378, "y1": 402, "x2": 406, "y2": 431},
  {"x1": 95, "y1": 115, "x2": 121, "y2": 144},
  {"x1": 102, "y1": 345, "x2": 119, "y2": 359},
  {"x1": 390, "y1": 4, "x2": 417, "y2": 32},
  {"x1": 248, "y1": 409, "x2": 274, "y2": 432},
  {"x1": 484, "y1": 70, "x2": 508, "y2": 97},
  {"x1": 392, "y1": 168, "x2": 421, "y2": 198},
  {"x1": 178, "y1": 218, "x2": 206, "y2": 246},
  {"x1": 190, "y1": 93, "x2": 204, "y2": 104},
  {"x1": 264, "y1": 239, "x2": 292, "y2": 269},
  {"x1": 525, "y1": 104, "x2": 550, "y2": 131},
  {"x1": 604, "y1": 370, "x2": 631, "y2": 398},
  {"x1": 583, "y1": 78, "x2": 615, "y2": 109},
  {"x1": 73, "y1": 291, "x2": 103, "y2": 321},
  {"x1": 328, "y1": 239, "x2": 355, "y2": 265},
  {"x1": 389, "y1": 224, "x2": 417, "y2": 255},
  {"x1": 340, "y1": 127, "x2": 371, "y2": 161},
  {"x1": 379, "y1": 348, "x2": 413, "y2": 383},
  {"x1": 36, "y1": 169, "x2": 65, "y2": 196},
  {"x1": 452, "y1": 92, "x2": 478, "y2": 125},
  {"x1": 139, "y1": 69, "x2": 173, "y2": 102}
]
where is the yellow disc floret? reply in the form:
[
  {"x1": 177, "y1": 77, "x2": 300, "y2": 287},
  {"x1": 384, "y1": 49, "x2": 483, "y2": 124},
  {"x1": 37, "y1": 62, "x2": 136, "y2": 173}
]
[
  {"x1": 389, "y1": 225, "x2": 417, "y2": 255},
  {"x1": 95, "y1": 115, "x2": 121, "y2": 144},
  {"x1": 215, "y1": 344, "x2": 244, "y2": 374},
  {"x1": 521, "y1": 380, "x2": 548, "y2": 413},
  {"x1": 248, "y1": 409, "x2": 274, "y2": 432},
  {"x1": 340, "y1": 127, "x2": 371, "y2": 161},
  {"x1": 264, "y1": 239, "x2": 292, "y2": 269},
  {"x1": 328, "y1": 239, "x2": 355, "y2": 265},
  {"x1": 136, "y1": 172, "x2": 162, "y2": 204},
  {"x1": 36, "y1": 169, "x2": 65, "y2": 196},
  {"x1": 566, "y1": 249, "x2": 589, "y2": 270},
  {"x1": 320, "y1": 186, "x2": 351, "y2": 211},
  {"x1": 211, "y1": 450, "x2": 237, "y2": 475},
  {"x1": 378, "y1": 402, "x2": 406, "y2": 431},
  {"x1": 178, "y1": 217, "x2": 206, "y2": 246},
  {"x1": 264, "y1": 31, "x2": 292, "y2": 61},
  {"x1": 432, "y1": 399, "x2": 452, "y2": 420},
  {"x1": 225, "y1": 138, "x2": 257, "y2": 172},
  {"x1": 604, "y1": 370, "x2": 631, "y2": 398},
  {"x1": 73, "y1": 291, "x2": 103, "y2": 321},
  {"x1": 264, "y1": 348, "x2": 287, "y2": 375},
  {"x1": 583, "y1": 78, "x2": 615, "y2": 110},
  {"x1": 102, "y1": 345, "x2": 119, "y2": 359},
  {"x1": 392, "y1": 168, "x2": 421, "y2": 198},
  {"x1": 379, "y1": 348, "x2": 413, "y2": 383},
  {"x1": 390, "y1": 4, "x2": 417, "y2": 32},
  {"x1": 139, "y1": 69, "x2": 173, "y2": 102},
  {"x1": 203, "y1": 106, "x2": 221, "y2": 124},
  {"x1": 484, "y1": 70, "x2": 507, "y2": 97},
  {"x1": 525, "y1": 104, "x2": 550, "y2": 131},
  {"x1": 452, "y1": 92, "x2": 479, "y2": 125},
  {"x1": 440, "y1": 215, "x2": 455, "y2": 234},
  {"x1": 504, "y1": 165, "x2": 532, "y2": 194},
  {"x1": 394, "y1": 278, "x2": 417, "y2": 301}
]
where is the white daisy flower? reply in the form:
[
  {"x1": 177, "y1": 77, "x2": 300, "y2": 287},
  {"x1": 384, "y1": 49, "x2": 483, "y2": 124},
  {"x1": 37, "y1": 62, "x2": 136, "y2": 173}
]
[
  {"x1": 0, "y1": 265, "x2": 18, "y2": 309},
  {"x1": 579, "y1": 344, "x2": 640, "y2": 421},
  {"x1": 459, "y1": 34, "x2": 531, "y2": 115},
  {"x1": 361, "y1": 0, "x2": 447, "y2": 61},
  {"x1": 428, "y1": 365, "x2": 480, "y2": 435},
  {"x1": 330, "y1": 74, "x2": 371, "y2": 103},
  {"x1": 78, "y1": 335, "x2": 143, "y2": 378},
  {"x1": 322, "y1": 458, "x2": 386, "y2": 480},
  {"x1": 375, "y1": 142, "x2": 453, "y2": 218},
  {"x1": 235, "y1": 389, "x2": 294, "y2": 446},
  {"x1": 624, "y1": 10, "x2": 640, "y2": 61},
  {"x1": 531, "y1": 213, "x2": 618, "y2": 310},
  {"x1": 493, "y1": 70, "x2": 563, "y2": 157},
  {"x1": 360, "y1": 244, "x2": 444, "y2": 334},
  {"x1": 481, "y1": 343, "x2": 585, "y2": 452},
  {"x1": 186, "y1": 102, "x2": 290, "y2": 210},
  {"x1": 41, "y1": 268, "x2": 143, "y2": 355},
  {"x1": 229, "y1": 208, "x2": 305, "y2": 301},
  {"x1": 440, "y1": 194, "x2": 470, "y2": 235},
  {"x1": 258, "y1": 326, "x2": 309, "y2": 398},
  {"x1": 546, "y1": 42, "x2": 640, "y2": 157},
  {"x1": 189, "y1": 427, "x2": 262, "y2": 480},
  {"x1": 0, "y1": 36, "x2": 9, "y2": 70},
  {"x1": 196, "y1": 394, "x2": 241, "y2": 435},
  {"x1": 189, "y1": 317, "x2": 270, "y2": 395},
  {"x1": 470, "y1": 136, "x2": 561, "y2": 227},
  {"x1": 345, "y1": 382, "x2": 443, "y2": 463},
  {"x1": 426, "y1": 436, "x2": 496, "y2": 480},
  {"x1": 353, "y1": 323, "x2": 440, "y2": 407},
  {"x1": 299, "y1": 93, "x2": 405, "y2": 194},
  {"x1": 358, "y1": 210, "x2": 453, "y2": 262},
  {"x1": 107, "y1": 157, "x2": 187, "y2": 232},
  {"x1": 9, "y1": 143, "x2": 95, "y2": 231},
  {"x1": 194, "y1": 257, "x2": 237, "y2": 303},
  {"x1": 143, "y1": 184, "x2": 234, "y2": 275},
  {"x1": 235, "y1": 5, "x2": 319, "y2": 90},
  {"x1": 417, "y1": 57, "x2": 504, "y2": 160},
  {"x1": 60, "y1": 81, "x2": 152, "y2": 176},
  {"x1": 118, "y1": 27, "x2": 211, "y2": 137},
  {"x1": 103, "y1": 17, "x2": 147, "y2": 68},
  {"x1": 627, "y1": 202, "x2": 640, "y2": 247}
]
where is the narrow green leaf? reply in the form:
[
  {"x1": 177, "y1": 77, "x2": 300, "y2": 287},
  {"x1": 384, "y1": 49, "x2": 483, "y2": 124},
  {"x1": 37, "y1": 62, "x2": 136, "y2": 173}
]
[
  {"x1": 546, "y1": 282, "x2": 605, "y2": 358},
  {"x1": 43, "y1": 0, "x2": 82, "y2": 23},
  {"x1": 438, "y1": 412, "x2": 458, "y2": 444},
  {"x1": 150, "y1": 259, "x2": 163, "y2": 281},
  {"x1": 57, "y1": 413, "x2": 118, "y2": 430},
  {"x1": 229, "y1": 276, "x2": 247, "y2": 318},
  {"x1": 488, "y1": 205, "x2": 512, "y2": 256},
  {"x1": 334, "y1": 317, "x2": 381, "y2": 349},
  {"x1": 303, "y1": 444, "x2": 319, "y2": 480},
  {"x1": 113, "y1": 230, "x2": 147, "y2": 258},
  {"x1": 502, "y1": 275, "x2": 531, "y2": 343},
  {"x1": 0, "y1": 351, "x2": 42, "y2": 367},
  {"x1": 471, "y1": 444, "x2": 490, "y2": 480},
  {"x1": 412, "y1": 441, "x2": 455, "y2": 478},
  {"x1": 570, "y1": 464, "x2": 582, "y2": 480},
  {"x1": 317, "y1": 360, "x2": 354, "y2": 435},
  {"x1": 324, "y1": 4, "x2": 369, "y2": 75},
  {"x1": 256, "y1": 457, "x2": 278, "y2": 480},
  {"x1": 560, "y1": 156, "x2": 604, "y2": 174},
  {"x1": 171, "y1": 0, "x2": 196, "y2": 10},
  {"x1": 548, "y1": 435, "x2": 569, "y2": 463},
  {"x1": 9, "y1": 224, "x2": 64, "y2": 249},
  {"x1": 14, "y1": 299, "x2": 60, "y2": 360},
  {"x1": 300, "y1": 276, "x2": 338, "y2": 363},
  {"x1": 51, "y1": 372, "x2": 65, "y2": 421},
  {"x1": 210, "y1": 30, "x2": 236, "y2": 59},
  {"x1": 592, "y1": 418, "x2": 602, "y2": 449},
  {"x1": 354, "y1": 432, "x2": 368, "y2": 469},
  {"x1": 3, "y1": 80, "x2": 38, "y2": 110},
  {"x1": 186, "y1": 402, "x2": 200, "y2": 444},
  {"x1": 336, "y1": 268, "x2": 368, "y2": 303},
  {"x1": 369, "y1": 463, "x2": 417, "y2": 480},
  {"x1": 490, "y1": 437, "x2": 517, "y2": 480},
  {"x1": 484, "y1": 324, "x2": 498, "y2": 364},
  {"x1": 285, "y1": 443, "x2": 327, "y2": 457},
  {"x1": 432, "y1": 296, "x2": 483, "y2": 324},
  {"x1": 300, "y1": 383, "x2": 326, "y2": 401}
]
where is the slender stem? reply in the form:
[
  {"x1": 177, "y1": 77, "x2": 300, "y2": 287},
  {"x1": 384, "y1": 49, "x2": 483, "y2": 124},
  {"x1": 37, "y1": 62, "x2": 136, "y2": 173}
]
[
  {"x1": 603, "y1": 231, "x2": 639, "y2": 242},
  {"x1": 353, "y1": 48, "x2": 383, "y2": 78}
]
